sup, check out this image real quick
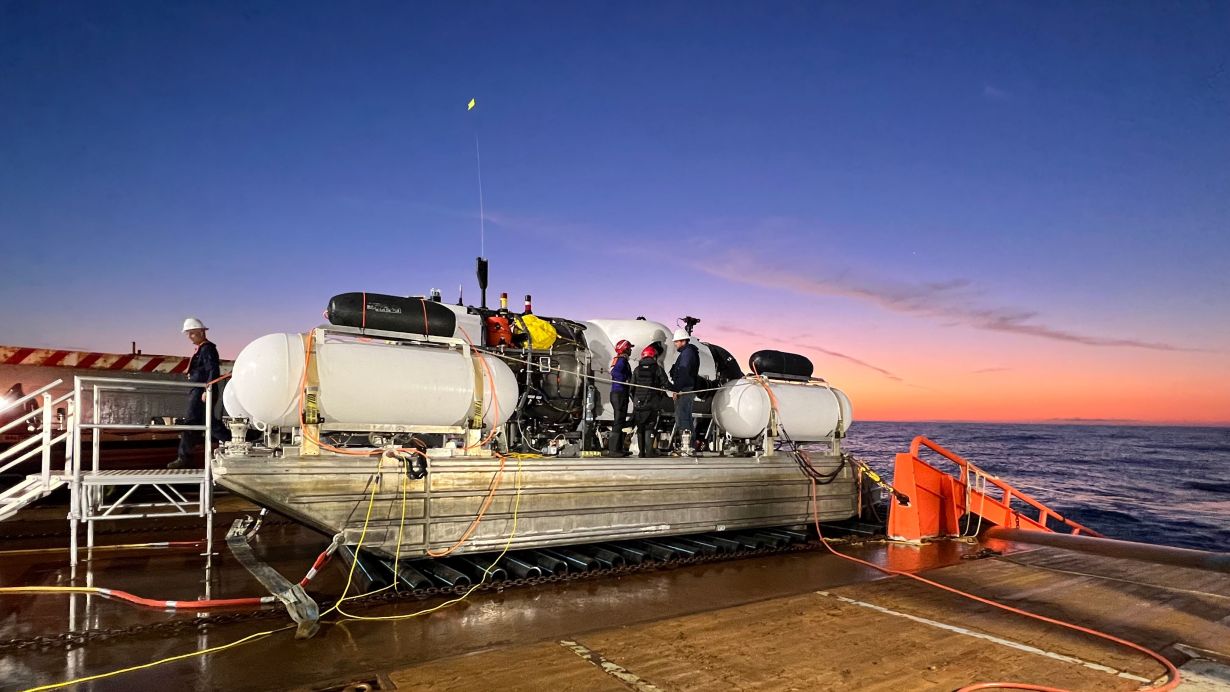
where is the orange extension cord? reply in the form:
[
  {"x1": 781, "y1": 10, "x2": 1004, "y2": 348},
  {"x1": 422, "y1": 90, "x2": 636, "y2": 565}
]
[
  {"x1": 806, "y1": 480, "x2": 1181, "y2": 691},
  {"x1": 746, "y1": 371, "x2": 1180, "y2": 691},
  {"x1": 297, "y1": 327, "x2": 508, "y2": 557}
]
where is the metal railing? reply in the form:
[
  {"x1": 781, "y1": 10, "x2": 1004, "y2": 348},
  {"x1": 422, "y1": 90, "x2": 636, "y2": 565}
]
[
  {"x1": 888, "y1": 436, "x2": 1100, "y2": 542},
  {"x1": 0, "y1": 378, "x2": 71, "y2": 491},
  {"x1": 68, "y1": 375, "x2": 215, "y2": 565},
  {"x1": 909, "y1": 436, "x2": 1099, "y2": 536}
]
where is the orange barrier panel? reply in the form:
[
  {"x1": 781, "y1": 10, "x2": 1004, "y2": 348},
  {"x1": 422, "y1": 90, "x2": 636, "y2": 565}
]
[{"x1": 888, "y1": 436, "x2": 1100, "y2": 542}]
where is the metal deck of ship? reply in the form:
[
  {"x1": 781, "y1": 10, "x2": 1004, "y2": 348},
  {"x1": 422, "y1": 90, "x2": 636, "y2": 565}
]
[{"x1": 0, "y1": 501, "x2": 1226, "y2": 691}]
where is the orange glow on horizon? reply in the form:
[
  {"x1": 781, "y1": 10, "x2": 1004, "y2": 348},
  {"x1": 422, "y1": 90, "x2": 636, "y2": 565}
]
[
  {"x1": 713, "y1": 328, "x2": 1230, "y2": 426},
  {"x1": 6, "y1": 314, "x2": 1228, "y2": 427}
]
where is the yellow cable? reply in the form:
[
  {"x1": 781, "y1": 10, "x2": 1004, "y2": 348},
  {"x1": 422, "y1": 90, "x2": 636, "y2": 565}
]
[
  {"x1": 334, "y1": 452, "x2": 413, "y2": 604},
  {"x1": 319, "y1": 459, "x2": 385, "y2": 616},
  {"x1": 0, "y1": 586, "x2": 99, "y2": 595},
  {"x1": 0, "y1": 542, "x2": 201, "y2": 556},
  {"x1": 391, "y1": 454, "x2": 408, "y2": 589},
  {"x1": 19, "y1": 444, "x2": 523, "y2": 689},
  {"x1": 20, "y1": 625, "x2": 294, "y2": 692},
  {"x1": 334, "y1": 455, "x2": 523, "y2": 622}
]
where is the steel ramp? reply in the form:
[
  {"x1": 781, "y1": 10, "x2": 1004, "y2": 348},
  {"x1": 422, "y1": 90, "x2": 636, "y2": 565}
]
[{"x1": 0, "y1": 474, "x2": 66, "y2": 521}]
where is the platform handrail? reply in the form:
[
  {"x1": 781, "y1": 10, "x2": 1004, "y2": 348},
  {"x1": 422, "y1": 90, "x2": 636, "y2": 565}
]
[
  {"x1": 0, "y1": 379, "x2": 62, "y2": 415},
  {"x1": 888, "y1": 436, "x2": 1101, "y2": 542},
  {"x1": 68, "y1": 374, "x2": 214, "y2": 565},
  {"x1": 908, "y1": 436, "x2": 1098, "y2": 537},
  {"x1": 0, "y1": 386, "x2": 69, "y2": 481},
  {"x1": 0, "y1": 390, "x2": 71, "y2": 437}
]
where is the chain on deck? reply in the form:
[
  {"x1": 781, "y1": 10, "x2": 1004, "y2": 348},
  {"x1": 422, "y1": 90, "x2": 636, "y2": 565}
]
[{"x1": 0, "y1": 538, "x2": 844, "y2": 652}]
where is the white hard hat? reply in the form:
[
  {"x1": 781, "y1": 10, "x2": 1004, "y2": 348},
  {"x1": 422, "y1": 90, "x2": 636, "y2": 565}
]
[
  {"x1": 672, "y1": 329, "x2": 691, "y2": 342},
  {"x1": 182, "y1": 317, "x2": 208, "y2": 332}
]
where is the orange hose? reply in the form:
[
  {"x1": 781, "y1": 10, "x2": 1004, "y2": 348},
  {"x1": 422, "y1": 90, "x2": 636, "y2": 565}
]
[
  {"x1": 457, "y1": 330, "x2": 502, "y2": 450},
  {"x1": 102, "y1": 589, "x2": 273, "y2": 609},
  {"x1": 426, "y1": 452, "x2": 508, "y2": 557},
  {"x1": 422, "y1": 330, "x2": 507, "y2": 555},
  {"x1": 293, "y1": 327, "x2": 507, "y2": 558},
  {"x1": 0, "y1": 586, "x2": 275, "y2": 610},
  {"x1": 294, "y1": 330, "x2": 427, "y2": 460},
  {"x1": 957, "y1": 685, "x2": 1077, "y2": 691},
  {"x1": 744, "y1": 369, "x2": 1179, "y2": 690},
  {"x1": 806, "y1": 478, "x2": 1180, "y2": 691},
  {"x1": 205, "y1": 373, "x2": 232, "y2": 388}
]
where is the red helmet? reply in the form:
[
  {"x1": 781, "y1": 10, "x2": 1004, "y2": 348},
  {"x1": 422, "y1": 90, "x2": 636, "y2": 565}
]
[
  {"x1": 640, "y1": 345, "x2": 658, "y2": 359},
  {"x1": 615, "y1": 339, "x2": 633, "y2": 354}
]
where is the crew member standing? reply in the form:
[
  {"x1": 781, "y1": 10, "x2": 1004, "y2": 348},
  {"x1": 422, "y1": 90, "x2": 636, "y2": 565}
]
[
  {"x1": 170, "y1": 317, "x2": 220, "y2": 469},
  {"x1": 668, "y1": 329, "x2": 700, "y2": 456},
  {"x1": 606, "y1": 339, "x2": 633, "y2": 457},
  {"x1": 631, "y1": 345, "x2": 668, "y2": 458}
]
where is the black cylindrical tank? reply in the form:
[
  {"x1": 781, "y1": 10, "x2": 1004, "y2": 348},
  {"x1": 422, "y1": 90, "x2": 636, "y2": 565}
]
[
  {"x1": 327, "y1": 293, "x2": 457, "y2": 336},
  {"x1": 749, "y1": 350, "x2": 813, "y2": 379}
]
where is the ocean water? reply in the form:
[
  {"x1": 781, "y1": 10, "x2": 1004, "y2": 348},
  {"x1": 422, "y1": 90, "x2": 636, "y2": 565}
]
[{"x1": 840, "y1": 421, "x2": 1230, "y2": 551}]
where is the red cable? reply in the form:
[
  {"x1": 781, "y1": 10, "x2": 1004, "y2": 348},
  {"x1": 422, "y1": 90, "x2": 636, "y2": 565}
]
[
  {"x1": 97, "y1": 589, "x2": 272, "y2": 609},
  {"x1": 806, "y1": 478, "x2": 1181, "y2": 691}
]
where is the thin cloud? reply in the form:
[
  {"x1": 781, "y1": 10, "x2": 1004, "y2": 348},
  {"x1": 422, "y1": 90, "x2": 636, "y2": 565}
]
[
  {"x1": 486, "y1": 211, "x2": 1198, "y2": 353},
  {"x1": 715, "y1": 324, "x2": 904, "y2": 382},
  {"x1": 696, "y1": 254, "x2": 1194, "y2": 353},
  {"x1": 807, "y1": 345, "x2": 904, "y2": 382},
  {"x1": 973, "y1": 367, "x2": 1010, "y2": 374}
]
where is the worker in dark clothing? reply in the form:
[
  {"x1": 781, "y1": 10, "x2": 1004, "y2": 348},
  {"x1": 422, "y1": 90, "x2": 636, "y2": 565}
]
[
  {"x1": 606, "y1": 339, "x2": 633, "y2": 456},
  {"x1": 169, "y1": 317, "x2": 220, "y2": 469},
  {"x1": 668, "y1": 329, "x2": 701, "y2": 456},
  {"x1": 630, "y1": 345, "x2": 668, "y2": 458}
]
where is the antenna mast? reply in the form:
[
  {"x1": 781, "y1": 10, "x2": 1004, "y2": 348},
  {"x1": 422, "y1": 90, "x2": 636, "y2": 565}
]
[
  {"x1": 468, "y1": 98, "x2": 489, "y2": 309},
  {"x1": 475, "y1": 133, "x2": 485, "y2": 258}
]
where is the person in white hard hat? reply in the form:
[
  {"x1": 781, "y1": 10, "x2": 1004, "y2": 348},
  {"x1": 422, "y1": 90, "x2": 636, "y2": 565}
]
[
  {"x1": 667, "y1": 328, "x2": 701, "y2": 456},
  {"x1": 169, "y1": 318, "x2": 220, "y2": 469}
]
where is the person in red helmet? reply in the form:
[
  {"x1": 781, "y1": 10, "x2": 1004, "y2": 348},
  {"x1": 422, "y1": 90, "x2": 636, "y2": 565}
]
[
  {"x1": 606, "y1": 339, "x2": 634, "y2": 456},
  {"x1": 629, "y1": 345, "x2": 668, "y2": 457}
]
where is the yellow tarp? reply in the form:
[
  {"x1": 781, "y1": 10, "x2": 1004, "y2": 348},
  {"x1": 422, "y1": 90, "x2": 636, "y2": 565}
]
[{"x1": 517, "y1": 314, "x2": 558, "y2": 350}]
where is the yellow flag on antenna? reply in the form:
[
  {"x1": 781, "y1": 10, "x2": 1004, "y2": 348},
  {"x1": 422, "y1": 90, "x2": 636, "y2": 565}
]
[{"x1": 467, "y1": 98, "x2": 476, "y2": 111}]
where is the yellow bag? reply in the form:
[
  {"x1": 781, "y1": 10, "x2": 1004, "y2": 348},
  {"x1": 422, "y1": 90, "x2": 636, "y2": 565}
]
[{"x1": 517, "y1": 314, "x2": 558, "y2": 350}]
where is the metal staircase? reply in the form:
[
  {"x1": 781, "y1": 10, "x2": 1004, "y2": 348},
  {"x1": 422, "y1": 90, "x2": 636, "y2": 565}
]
[
  {"x1": 0, "y1": 379, "x2": 72, "y2": 520},
  {"x1": 0, "y1": 475, "x2": 66, "y2": 521},
  {"x1": 0, "y1": 375, "x2": 215, "y2": 565}
]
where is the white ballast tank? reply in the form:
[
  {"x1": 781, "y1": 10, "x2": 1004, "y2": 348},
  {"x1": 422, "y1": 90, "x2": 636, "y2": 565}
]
[
  {"x1": 712, "y1": 378, "x2": 853, "y2": 441},
  {"x1": 230, "y1": 333, "x2": 518, "y2": 430},
  {"x1": 222, "y1": 381, "x2": 249, "y2": 419}
]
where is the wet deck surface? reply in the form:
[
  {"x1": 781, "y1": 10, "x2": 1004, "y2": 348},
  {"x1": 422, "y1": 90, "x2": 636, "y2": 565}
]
[
  {"x1": 1, "y1": 498, "x2": 1228, "y2": 691},
  {"x1": 383, "y1": 547, "x2": 1230, "y2": 691}
]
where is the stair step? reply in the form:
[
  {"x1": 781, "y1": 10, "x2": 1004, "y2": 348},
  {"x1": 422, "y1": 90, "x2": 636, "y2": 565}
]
[{"x1": 0, "y1": 475, "x2": 65, "y2": 521}]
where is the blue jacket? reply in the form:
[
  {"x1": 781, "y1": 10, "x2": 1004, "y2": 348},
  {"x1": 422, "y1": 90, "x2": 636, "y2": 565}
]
[
  {"x1": 609, "y1": 355, "x2": 631, "y2": 394},
  {"x1": 669, "y1": 343, "x2": 700, "y2": 391},
  {"x1": 188, "y1": 341, "x2": 221, "y2": 395}
]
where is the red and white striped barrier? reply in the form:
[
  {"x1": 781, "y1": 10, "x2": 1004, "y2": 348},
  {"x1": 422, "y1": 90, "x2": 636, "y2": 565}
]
[{"x1": 0, "y1": 345, "x2": 232, "y2": 375}]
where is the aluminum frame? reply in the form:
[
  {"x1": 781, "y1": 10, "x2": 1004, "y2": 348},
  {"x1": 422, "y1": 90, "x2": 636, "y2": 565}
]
[{"x1": 68, "y1": 375, "x2": 215, "y2": 566}]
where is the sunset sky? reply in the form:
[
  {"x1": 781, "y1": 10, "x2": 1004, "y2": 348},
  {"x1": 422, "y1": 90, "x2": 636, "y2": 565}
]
[{"x1": 2, "y1": 3, "x2": 1227, "y2": 424}]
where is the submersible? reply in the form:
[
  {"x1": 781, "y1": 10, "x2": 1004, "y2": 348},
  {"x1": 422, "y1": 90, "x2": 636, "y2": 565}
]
[{"x1": 213, "y1": 285, "x2": 858, "y2": 560}]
